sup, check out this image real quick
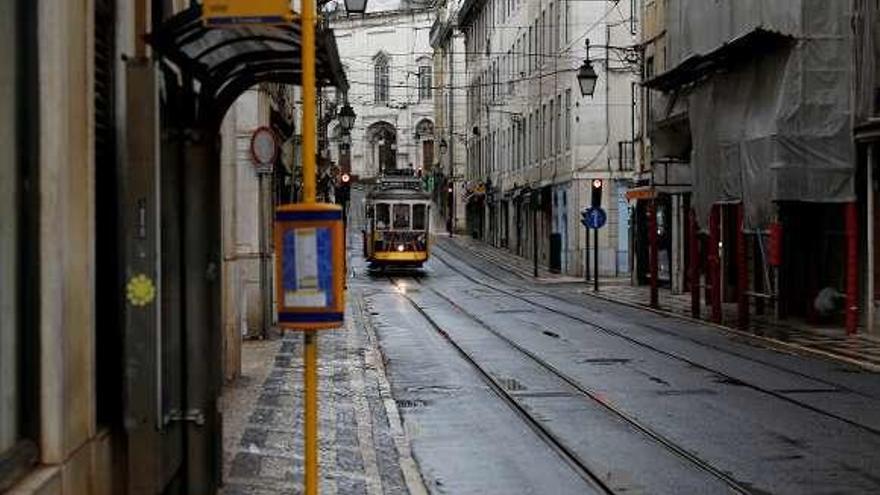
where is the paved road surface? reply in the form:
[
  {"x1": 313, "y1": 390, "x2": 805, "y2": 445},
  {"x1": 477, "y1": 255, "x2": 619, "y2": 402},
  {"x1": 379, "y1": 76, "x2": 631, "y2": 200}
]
[{"x1": 349, "y1": 186, "x2": 880, "y2": 494}]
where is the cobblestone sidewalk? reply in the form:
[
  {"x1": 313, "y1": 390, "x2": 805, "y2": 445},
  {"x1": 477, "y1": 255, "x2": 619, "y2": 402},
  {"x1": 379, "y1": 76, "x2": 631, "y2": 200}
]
[
  {"x1": 440, "y1": 236, "x2": 880, "y2": 372},
  {"x1": 219, "y1": 296, "x2": 425, "y2": 495}
]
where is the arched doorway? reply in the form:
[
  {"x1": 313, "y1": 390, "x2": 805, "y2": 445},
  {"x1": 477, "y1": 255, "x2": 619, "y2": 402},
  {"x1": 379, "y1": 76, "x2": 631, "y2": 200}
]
[
  {"x1": 415, "y1": 118, "x2": 435, "y2": 172},
  {"x1": 367, "y1": 121, "x2": 397, "y2": 175}
]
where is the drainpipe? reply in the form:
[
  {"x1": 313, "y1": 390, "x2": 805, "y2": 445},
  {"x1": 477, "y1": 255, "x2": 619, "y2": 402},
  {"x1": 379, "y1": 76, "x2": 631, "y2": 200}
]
[
  {"x1": 846, "y1": 201, "x2": 860, "y2": 334},
  {"x1": 649, "y1": 199, "x2": 659, "y2": 308},
  {"x1": 867, "y1": 144, "x2": 875, "y2": 334},
  {"x1": 449, "y1": 40, "x2": 456, "y2": 236}
]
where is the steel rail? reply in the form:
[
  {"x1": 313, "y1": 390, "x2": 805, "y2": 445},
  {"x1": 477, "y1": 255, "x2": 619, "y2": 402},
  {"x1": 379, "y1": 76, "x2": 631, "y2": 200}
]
[
  {"x1": 386, "y1": 276, "x2": 617, "y2": 495},
  {"x1": 431, "y1": 245, "x2": 880, "y2": 438},
  {"x1": 413, "y1": 277, "x2": 751, "y2": 494},
  {"x1": 434, "y1": 239, "x2": 880, "y2": 400}
]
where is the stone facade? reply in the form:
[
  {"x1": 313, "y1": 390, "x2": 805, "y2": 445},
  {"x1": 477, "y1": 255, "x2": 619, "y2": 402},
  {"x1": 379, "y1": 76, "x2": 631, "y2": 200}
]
[
  {"x1": 430, "y1": 0, "x2": 468, "y2": 234},
  {"x1": 329, "y1": 7, "x2": 437, "y2": 179},
  {"x1": 457, "y1": 0, "x2": 641, "y2": 277}
]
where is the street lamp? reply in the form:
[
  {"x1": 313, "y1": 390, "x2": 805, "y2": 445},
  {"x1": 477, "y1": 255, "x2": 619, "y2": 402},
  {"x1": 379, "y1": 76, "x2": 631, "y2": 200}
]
[
  {"x1": 577, "y1": 39, "x2": 599, "y2": 97},
  {"x1": 343, "y1": 0, "x2": 368, "y2": 14},
  {"x1": 337, "y1": 102, "x2": 356, "y2": 133}
]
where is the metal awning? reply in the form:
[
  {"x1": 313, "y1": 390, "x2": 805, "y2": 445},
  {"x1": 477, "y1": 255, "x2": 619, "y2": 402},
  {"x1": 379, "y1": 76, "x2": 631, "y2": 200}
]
[{"x1": 148, "y1": 4, "x2": 348, "y2": 125}]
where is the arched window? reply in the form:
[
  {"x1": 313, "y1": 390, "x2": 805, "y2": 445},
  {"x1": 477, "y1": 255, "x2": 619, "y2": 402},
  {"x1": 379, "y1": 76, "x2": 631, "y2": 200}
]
[
  {"x1": 374, "y1": 52, "x2": 389, "y2": 104},
  {"x1": 417, "y1": 56, "x2": 432, "y2": 101}
]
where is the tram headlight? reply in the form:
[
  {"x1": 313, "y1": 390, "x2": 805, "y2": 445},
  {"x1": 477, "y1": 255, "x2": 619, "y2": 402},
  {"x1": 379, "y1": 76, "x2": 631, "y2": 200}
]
[{"x1": 397, "y1": 244, "x2": 405, "y2": 252}]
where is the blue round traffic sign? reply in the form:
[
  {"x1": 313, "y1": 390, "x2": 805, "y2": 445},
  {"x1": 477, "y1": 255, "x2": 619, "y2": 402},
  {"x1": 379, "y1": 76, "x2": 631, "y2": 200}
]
[{"x1": 581, "y1": 207, "x2": 607, "y2": 229}]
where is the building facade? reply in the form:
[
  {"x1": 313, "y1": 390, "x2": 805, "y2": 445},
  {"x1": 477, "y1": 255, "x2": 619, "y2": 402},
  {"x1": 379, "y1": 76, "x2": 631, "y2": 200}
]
[
  {"x1": 635, "y1": 0, "x2": 691, "y2": 295},
  {"x1": 0, "y1": 0, "x2": 348, "y2": 493},
  {"x1": 457, "y1": 0, "x2": 641, "y2": 277},
  {"x1": 329, "y1": 5, "x2": 437, "y2": 180},
  {"x1": 430, "y1": 0, "x2": 468, "y2": 234},
  {"x1": 643, "y1": 0, "x2": 874, "y2": 334}
]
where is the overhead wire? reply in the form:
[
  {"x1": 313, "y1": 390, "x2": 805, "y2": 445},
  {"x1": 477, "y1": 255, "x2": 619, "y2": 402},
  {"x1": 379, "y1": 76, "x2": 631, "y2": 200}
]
[{"x1": 330, "y1": 0, "x2": 639, "y2": 176}]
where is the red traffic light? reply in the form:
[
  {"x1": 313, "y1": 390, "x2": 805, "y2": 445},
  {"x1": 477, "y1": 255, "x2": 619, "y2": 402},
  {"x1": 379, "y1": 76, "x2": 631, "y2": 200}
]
[{"x1": 591, "y1": 179, "x2": 603, "y2": 208}]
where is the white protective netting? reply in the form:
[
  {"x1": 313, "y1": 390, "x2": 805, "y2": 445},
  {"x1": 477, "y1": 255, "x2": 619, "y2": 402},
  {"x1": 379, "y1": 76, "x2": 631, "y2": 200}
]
[{"x1": 665, "y1": 0, "x2": 858, "y2": 228}]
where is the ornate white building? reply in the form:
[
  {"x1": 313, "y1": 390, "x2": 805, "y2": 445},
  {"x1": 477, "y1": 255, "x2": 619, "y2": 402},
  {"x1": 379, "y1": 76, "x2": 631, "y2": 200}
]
[{"x1": 329, "y1": 4, "x2": 437, "y2": 179}]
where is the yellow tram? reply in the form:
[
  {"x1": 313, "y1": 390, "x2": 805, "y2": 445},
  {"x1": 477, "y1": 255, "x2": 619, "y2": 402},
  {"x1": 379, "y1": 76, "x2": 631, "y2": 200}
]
[{"x1": 363, "y1": 173, "x2": 432, "y2": 269}]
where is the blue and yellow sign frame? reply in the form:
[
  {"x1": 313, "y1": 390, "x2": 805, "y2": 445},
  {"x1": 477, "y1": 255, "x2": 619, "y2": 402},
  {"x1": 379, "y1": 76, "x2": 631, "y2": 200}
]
[
  {"x1": 203, "y1": 0, "x2": 293, "y2": 26},
  {"x1": 274, "y1": 203, "x2": 345, "y2": 330}
]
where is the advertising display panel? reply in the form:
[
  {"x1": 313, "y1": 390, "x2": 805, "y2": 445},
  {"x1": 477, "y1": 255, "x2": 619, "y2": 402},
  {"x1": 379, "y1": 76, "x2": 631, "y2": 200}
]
[{"x1": 275, "y1": 203, "x2": 345, "y2": 330}]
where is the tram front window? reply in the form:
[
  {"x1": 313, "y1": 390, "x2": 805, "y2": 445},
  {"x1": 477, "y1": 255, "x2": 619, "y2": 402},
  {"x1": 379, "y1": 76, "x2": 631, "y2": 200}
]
[
  {"x1": 376, "y1": 203, "x2": 390, "y2": 230},
  {"x1": 413, "y1": 204, "x2": 427, "y2": 231},
  {"x1": 393, "y1": 204, "x2": 410, "y2": 230}
]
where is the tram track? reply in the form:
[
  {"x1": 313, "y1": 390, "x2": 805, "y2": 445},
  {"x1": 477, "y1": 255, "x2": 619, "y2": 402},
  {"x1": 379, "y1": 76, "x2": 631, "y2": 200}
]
[
  {"x1": 430, "y1": 244, "x2": 880, "y2": 438},
  {"x1": 386, "y1": 275, "x2": 618, "y2": 495},
  {"x1": 435, "y1": 239, "x2": 880, "y2": 400},
  {"x1": 388, "y1": 275, "x2": 752, "y2": 494}
]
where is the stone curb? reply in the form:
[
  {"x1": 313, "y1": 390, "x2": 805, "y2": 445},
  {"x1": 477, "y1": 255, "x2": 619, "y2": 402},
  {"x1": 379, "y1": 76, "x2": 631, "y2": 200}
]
[
  {"x1": 581, "y1": 289, "x2": 880, "y2": 374},
  {"x1": 352, "y1": 293, "x2": 428, "y2": 495},
  {"x1": 442, "y1": 236, "x2": 880, "y2": 374}
]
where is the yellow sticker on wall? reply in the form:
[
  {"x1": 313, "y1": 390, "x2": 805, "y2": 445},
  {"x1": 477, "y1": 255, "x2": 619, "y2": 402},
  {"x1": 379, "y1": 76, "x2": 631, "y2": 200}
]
[{"x1": 127, "y1": 274, "x2": 156, "y2": 307}]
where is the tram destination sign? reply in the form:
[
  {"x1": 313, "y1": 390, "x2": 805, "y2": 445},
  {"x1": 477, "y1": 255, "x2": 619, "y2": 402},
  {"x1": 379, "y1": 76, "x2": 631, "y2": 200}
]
[{"x1": 203, "y1": 0, "x2": 292, "y2": 26}]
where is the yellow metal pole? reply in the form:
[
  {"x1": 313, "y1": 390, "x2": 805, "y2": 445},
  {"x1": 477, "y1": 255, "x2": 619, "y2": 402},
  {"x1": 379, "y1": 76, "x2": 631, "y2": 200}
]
[
  {"x1": 304, "y1": 331, "x2": 319, "y2": 495},
  {"x1": 302, "y1": 0, "x2": 317, "y2": 205},
  {"x1": 301, "y1": 1, "x2": 319, "y2": 494}
]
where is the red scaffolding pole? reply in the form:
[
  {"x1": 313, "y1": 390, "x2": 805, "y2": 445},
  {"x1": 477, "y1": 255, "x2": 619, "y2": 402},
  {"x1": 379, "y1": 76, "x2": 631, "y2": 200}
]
[
  {"x1": 737, "y1": 203, "x2": 749, "y2": 330},
  {"x1": 649, "y1": 199, "x2": 659, "y2": 308},
  {"x1": 846, "y1": 202, "x2": 859, "y2": 334},
  {"x1": 689, "y1": 208, "x2": 700, "y2": 318},
  {"x1": 709, "y1": 205, "x2": 722, "y2": 324}
]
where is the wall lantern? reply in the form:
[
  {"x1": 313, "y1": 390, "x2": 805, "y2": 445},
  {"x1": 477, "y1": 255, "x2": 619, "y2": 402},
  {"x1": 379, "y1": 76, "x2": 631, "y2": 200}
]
[
  {"x1": 337, "y1": 102, "x2": 356, "y2": 133},
  {"x1": 577, "y1": 39, "x2": 599, "y2": 97},
  {"x1": 343, "y1": 0, "x2": 368, "y2": 14}
]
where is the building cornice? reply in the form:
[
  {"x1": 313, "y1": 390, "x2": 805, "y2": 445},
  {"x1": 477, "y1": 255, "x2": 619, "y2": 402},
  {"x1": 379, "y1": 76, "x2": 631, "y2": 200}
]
[{"x1": 327, "y1": 6, "x2": 434, "y2": 26}]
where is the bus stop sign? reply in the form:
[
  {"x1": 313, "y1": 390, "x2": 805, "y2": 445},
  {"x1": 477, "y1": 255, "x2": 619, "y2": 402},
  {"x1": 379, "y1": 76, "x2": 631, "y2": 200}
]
[
  {"x1": 203, "y1": 0, "x2": 292, "y2": 26},
  {"x1": 274, "y1": 203, "x2": 346, "y2": 330}
]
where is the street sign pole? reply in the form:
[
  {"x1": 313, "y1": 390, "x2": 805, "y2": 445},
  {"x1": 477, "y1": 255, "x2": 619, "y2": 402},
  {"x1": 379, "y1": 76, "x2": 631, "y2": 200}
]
[
  {"x1": 582, "y1": 206, "x2": 607, "y2": 291},
  {"x1": 584, "y1": 225, "x2": 590, "y2": 282},
  {"x1": 251, "y1": 127, "x2": 277, "y2": 340},
  {"x1": 594, "y1": 226, "x2": 599, "y2": 292}
]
